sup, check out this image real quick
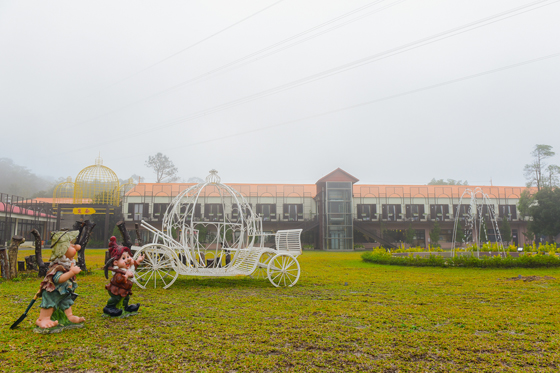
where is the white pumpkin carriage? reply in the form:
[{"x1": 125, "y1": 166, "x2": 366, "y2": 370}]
[{"x1": 132, "y1": 170, "x2": 303, "y2": 289}]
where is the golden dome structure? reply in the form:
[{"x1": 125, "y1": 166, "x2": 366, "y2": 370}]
[
  {"x1": 52, "y1": 177, "x2": 75, "y2": 207},
  {"x1": 118, "y1": 177, "x2": 136, "y2": 200},
  {"x1": 73, "y1": 156, "x2": 120, "y2": 206}
]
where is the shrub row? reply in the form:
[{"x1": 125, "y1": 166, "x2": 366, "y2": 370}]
[{"x1": 361, "y1": 250, "x2": 560, "y2": 268}]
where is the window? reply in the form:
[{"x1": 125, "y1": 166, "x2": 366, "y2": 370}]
[
  {"x1": 231, "y1": 204, "x2": 252, "y2": 221},
  {"x1": 357, "y1": 204, "x2": 376, "y2": 221},
  {"x1": 382, "y1": 204, "x2": 402, "y2": 221},
  {"x1": 128, "y1": 203, "x2": 148, "y2": 221},
  {"x1": 405, "y1": 204, "x2": 425, "y2": 221},
  {"x1": 153, "y1": 203, "x2": 168, "y2": 220},
  {"x1": 204, "y1": 204, "x2": 224, "y2": 222},
  {"x1": 453, "y1": 204, "x2": 470, "y2": 219},
  {"x1": 256, "y1": 204, "x2": 276, "y2": 221},
  {"x1": 412, "y1": 229, "x2": 426, "y2": 247},
  {"x1": 430, "y1": 204, "x2": 450, "y2": 221},
  {"x1": 498, "y1": 205, "x2": 517, "y2": 220},
  {"x1": 325, "y1": 181, "x2": 353, "y2": 251},
  {"x1": 181, "y1": 203, "x2": 201, "y2": 219},
  {"x1": 283, "y1": 204, "x2": 303, "y2": 221},
  {"x1": 439, "y1": 229, "x2": 453, "y2": 242}
]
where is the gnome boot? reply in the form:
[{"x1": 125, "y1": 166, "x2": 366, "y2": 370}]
[
  {"x1": 124, "y1": 303, "x2": 140, "y2": 313},
  {"x1": 103, "y1": 306, "x2": 123, "y2": 317}
]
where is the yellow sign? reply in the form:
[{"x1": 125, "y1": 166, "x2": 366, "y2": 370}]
[{"x1": 73, "y1": 208, "x2": 96, "y2": 215}]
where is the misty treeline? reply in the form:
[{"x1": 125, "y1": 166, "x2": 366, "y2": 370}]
[
  {"x1": 0, "y1": 158, "x2": 142, "y2": 199},
  {"x1": 0, "y1": 158, "x2": 61, "y2": 198},
  {"x1": 427, "y1": 178, "x2": 468, "y2": 185}
]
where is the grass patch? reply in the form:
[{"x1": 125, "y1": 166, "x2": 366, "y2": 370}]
[
  {"x1": 362, "y1": 250, "x2": 560, "y2": 268},
  {"x1": 1, "y1": 251, "x2": 560, "y2": 371}
]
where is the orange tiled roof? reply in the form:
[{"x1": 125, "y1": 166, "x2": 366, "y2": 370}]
[
  {"x1": 126, "y1": 183, "x2": 318, "y2": 198},
  {"x1": 126, "y1": 182, "x2": 533, "y2": 200},
  {"x1": 353, "y1": 185, "x2": 535, "y2": 199}
]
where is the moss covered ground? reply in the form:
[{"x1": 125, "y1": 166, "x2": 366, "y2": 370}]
[{"x1": 1, "y1": 250, "x2": 560, "y2": 372}]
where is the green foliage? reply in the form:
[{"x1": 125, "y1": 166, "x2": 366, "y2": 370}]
[
  {"x1": 404, "y1": 224, "x2": 415, "y2": 245},
  {"x1": 454, "y1": 220, "x2": 465, "y2": 245},
  {"x1": 517, "y1": 189, "x2": 533, "y2": 218},
  {"x1": 527, "y1": 187, "x2": 560, "y2": 241},
  {"x1": 362, "y1": 250, "x2": 560, "y2": 268},
  {"x1": 195, "y1": 224, "x2": 208, "y2": 243},
  {"x1": 429, "y1": 221, "x2": 441, "y2": 246},
  {"x1": 500, "y1": 217, "x2": 512, "y2": 244}
]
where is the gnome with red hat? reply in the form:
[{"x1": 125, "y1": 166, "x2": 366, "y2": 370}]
[{"x1": 103, "y1": 236, "x2": 144, "y2": 317}]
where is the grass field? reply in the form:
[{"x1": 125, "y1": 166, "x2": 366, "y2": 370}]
[{"x1": 2, "y1": 250, "x2": 560, "y2": 372}]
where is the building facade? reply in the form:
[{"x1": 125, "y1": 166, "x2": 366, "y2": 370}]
[{"x1": 123, "y1": 169, "x2": 532, "y2": 250}]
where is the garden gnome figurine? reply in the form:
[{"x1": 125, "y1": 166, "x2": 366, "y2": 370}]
[
  {"x1": 103, "y1": 236, "x2": 144, "y2": 317},
  {"x1": 36, "y1": 230, "x2": 85, "y2": 329}
]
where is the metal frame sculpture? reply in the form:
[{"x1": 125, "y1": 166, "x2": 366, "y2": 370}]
[
  {"x1": 52, "y1": 177, "x2": 75, "y2": 207},
  {"x1": 73, "y1": 156, "x2": 120, "y2": 206},
  {"x1": 451, "y1": 187, "x2": 505, "y2": 257},
  {"x1": 132, "y1": 170, "x2": 303, "y2": 288}
]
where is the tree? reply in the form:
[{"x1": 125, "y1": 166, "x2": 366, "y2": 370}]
[
  {"x1": 479, "y1": 218, "x2": 488, "y2": 243},
  {"x1": 429, "y1": 221, "x2": 441, "y2": 247},
  {"x1": 188, "y1": 176, "x2": 204, "y2": 183},
  {"x1": 0, "y1": 158, "x2": 55, "y2": 197},
  {"x1": 544, "y1": 165, "x2": 560, "y2": 188},
  {"x1": 524, "y1": 144, "x2": 556, "y2": 190},
  {"x1": 500, "y1": 216, "x2": 512, "y2": 246},
  {"x1": 428, "y1": 178, "x2": 468, "y2": 185},
  {"x1": 145, "y1": 153, "x2": 180, "y2": 183},
  {"x1": 517, "y1": 189, "x2": 533, "y2": 219},
  {"x1": 454, "y1": 220, "x2": 465, "y2": 246},
  {"x1": 527, "y1": 187, "x2": 560, "y2": 243},
  {"x1": 405, "y1": 224, "x2": 415, "y2": 246}
]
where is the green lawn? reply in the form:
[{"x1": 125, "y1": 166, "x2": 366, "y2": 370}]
[{"x1": 1, "y1": 250, "x2": 560, "y2": 372}]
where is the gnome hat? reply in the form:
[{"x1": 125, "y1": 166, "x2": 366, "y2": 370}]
[
  {"x1": 50, "y1": 230, "x2": 80, "y2": 261},
  {"x1": 108, "y1": 236, "x2": 132, "y2": 260},
  {"x1": 104, "y1": 236, "x2": 132, "y2": 278}
]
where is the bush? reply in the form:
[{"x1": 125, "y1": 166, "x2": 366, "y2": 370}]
[{"x1": 361, "y1": 250, "x2": 560, "y2": 268}]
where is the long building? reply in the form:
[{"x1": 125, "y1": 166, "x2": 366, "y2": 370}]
[{"x1": 123, "y1": 168, "x2": 531, "y2": 250}]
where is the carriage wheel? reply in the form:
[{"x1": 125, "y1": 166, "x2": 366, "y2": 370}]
[
  {"x1": 267, "y1": 253, "x2": 300, "y2": 287},
  {"x1": 133, "y1": 244, "x2": 179, "y2": 289},
  {"x1": 252, "y1": 251, "x2": 274, "y2": 279}
]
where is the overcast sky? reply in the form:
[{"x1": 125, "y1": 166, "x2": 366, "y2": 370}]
[{"x1": 1, "y1": 0, "x2": 559, "y2": 186}]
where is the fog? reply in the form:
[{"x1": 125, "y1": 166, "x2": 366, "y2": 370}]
[{"x1": 1, "y1": 0, "x2": 559, "y2": 186}]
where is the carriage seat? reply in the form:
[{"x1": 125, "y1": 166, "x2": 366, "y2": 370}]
[{"x1": 274, "y1": 229, "x2": 303, "y2": 255}]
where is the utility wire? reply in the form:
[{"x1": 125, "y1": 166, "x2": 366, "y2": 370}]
[
  {"x1": 106, "y1": 51, "x2": 560, "y2": 163},
  {"x1": 78, "y1": 0, "x2": 560, "y2": 140},
  {"x1": 49, "y1": 0, "x2": 559, "y2": 158},
  {"x1": 58, "y1": 0, "x2": 401, "y2": 130},
  {"x1": 63, "y1": 0, "x2": 284, "y2": 107}
]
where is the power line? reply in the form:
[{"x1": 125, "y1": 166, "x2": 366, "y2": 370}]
[
  {"x1": 62, "y1": 0, "x2": 285, "y2": 107},
  {"x1": 48, "y1": 0, "x2": 559, "y2": 158},
  {"x1": 106, "y1": 51, "x2": 560, "y2": 162},
  {"x1": 81, "y1": 0, "x2": 560, "y2": 139},
  {"x1": 57, "y1": 0, "x2": 403, "y2": 130}
]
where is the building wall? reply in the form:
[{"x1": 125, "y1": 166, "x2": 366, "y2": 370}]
[{"x1": 123, "y1": 183, "x2": 530, "y2": 250}]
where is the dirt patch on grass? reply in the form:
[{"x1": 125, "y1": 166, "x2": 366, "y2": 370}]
[{"x1": 506, "y1": 275, "x2": 556, "y2": 282}]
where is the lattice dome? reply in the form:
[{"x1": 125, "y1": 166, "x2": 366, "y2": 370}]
[
  {"x1": 53, "y1": 177, "x2": 75, "y2": 207},
  {"x1": 74, "y1": 156, "x2": 120, "y2": 205},
  {"x1": 118, "y1": 177, "x2": 136, "y2": 199},
  {"x1": 160, "y1": 169, "x2": 261, "y2": 270}
]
